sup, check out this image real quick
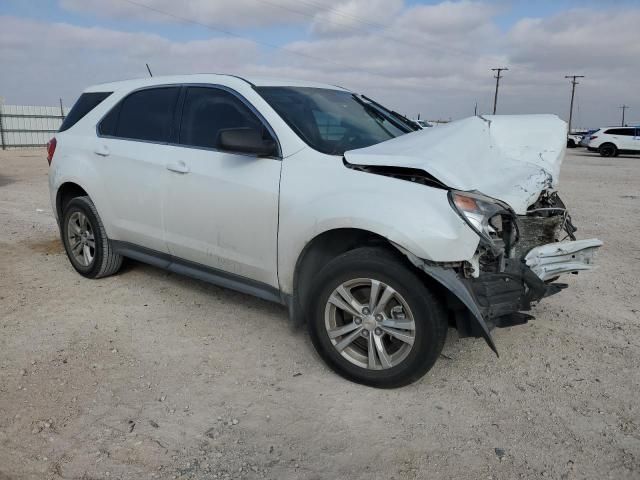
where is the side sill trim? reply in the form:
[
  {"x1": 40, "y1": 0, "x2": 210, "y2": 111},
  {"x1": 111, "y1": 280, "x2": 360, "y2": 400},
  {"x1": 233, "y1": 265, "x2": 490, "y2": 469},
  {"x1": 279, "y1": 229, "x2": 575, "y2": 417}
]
[{"x1": 112, "y1": 241, "x2": 283, "y2": 305}]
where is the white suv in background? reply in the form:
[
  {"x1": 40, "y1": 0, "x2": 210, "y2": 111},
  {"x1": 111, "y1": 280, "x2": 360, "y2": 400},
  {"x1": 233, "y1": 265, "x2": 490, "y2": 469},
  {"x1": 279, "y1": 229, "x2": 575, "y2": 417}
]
[
  {"x1": 587, "y1": 126, "x2": 640, "y2": 156},
  {"x1": 47, "y1": 74, "x2": 601, "y2": 387}
]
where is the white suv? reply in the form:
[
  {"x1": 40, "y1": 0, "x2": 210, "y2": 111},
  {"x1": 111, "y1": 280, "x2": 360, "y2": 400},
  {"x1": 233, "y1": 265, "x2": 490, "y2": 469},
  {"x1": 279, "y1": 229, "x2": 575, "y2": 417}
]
[
  {"x1": 587, "y1": 126, "x2": 640, "y2": 156},
  {"x1": 48, "y1": 74, "x2": 602, "y2": 387}
]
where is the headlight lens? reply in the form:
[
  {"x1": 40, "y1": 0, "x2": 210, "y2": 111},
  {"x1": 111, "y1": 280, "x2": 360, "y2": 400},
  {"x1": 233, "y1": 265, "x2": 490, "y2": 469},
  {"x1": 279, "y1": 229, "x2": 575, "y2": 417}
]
[{"x1": 448, "y1": 190, "x2": 509, "y2": 242}]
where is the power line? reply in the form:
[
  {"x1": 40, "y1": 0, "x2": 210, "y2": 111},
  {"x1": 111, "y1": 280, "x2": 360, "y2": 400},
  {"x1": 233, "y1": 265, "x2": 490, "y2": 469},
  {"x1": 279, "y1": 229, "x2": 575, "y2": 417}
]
[
  {"x1": 564, "y1": 75, "x2": 584, "y2": 133},
  {"x1": 253, "y1": 0, "x2": 466, "y2": 55},
  {"x1": 619, "y1": 105, "x2": 630, "y2": 126},
  {"x1": 119, "y1": 0, "x2": 348, "y2": 70},
  {"x1": 296, "y1": 0, "x2": 392, "y2": 31},
  {"x1": 491, "y1": 67, "x2": 508, "y2": 115}
]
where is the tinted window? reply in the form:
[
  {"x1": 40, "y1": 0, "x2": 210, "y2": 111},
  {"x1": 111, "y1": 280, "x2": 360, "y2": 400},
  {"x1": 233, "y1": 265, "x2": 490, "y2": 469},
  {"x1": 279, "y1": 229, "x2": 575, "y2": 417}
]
[
  {"x1": 256, "y1": 87, "x2": 409, "y2": 155},
  {"x1": 99, "y1": 102, "x2": 121, "y2": 136},
  {"x1": 179, "y1": 87, "x2": 264, "y2": 149},
  {"x1": 59, "y1": 92, "x2": 112, "y2": 132},
  {"x1": 605, "y1": 128, "x2": 634, "y2": 136},
  {"x1": 103, "y1": 87, "x2": 180, "y2": 142}
]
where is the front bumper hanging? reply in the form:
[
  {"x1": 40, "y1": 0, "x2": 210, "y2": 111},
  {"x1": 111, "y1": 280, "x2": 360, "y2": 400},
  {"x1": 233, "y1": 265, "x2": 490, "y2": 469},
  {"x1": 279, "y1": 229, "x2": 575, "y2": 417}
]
[{"x1": 524, "y1": 238, "x2": 603, "y2": 282}]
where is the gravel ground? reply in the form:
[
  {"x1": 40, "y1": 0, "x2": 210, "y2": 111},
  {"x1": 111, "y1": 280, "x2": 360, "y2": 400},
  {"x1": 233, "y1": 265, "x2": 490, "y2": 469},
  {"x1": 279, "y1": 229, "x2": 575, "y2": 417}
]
[{"x1": 1, "y1": 148, "x2": 639, "y2": 480}]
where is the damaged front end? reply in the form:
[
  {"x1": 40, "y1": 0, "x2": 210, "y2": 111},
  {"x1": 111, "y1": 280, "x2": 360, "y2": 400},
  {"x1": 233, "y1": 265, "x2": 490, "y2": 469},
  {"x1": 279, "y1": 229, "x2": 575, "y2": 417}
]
[
  {"x1": 400, "y1": 188, "x2": 602, "y2": 355},
  {"x1": 344, "y1": 114, "x2": 602, "y2": 353},
  {"x1": 447, "y1": 189, "x2": 601, "y2": 352}
]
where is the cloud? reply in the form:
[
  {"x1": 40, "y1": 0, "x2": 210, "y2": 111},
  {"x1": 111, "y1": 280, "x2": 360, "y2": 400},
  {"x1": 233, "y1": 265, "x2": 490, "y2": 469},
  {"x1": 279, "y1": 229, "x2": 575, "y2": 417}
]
[
  {"x1": 2, "y1": 2, "x2": 640, "y2": 127},
  {"x1": 310, "y1": 0, "x2": 403, "y2": 37},
  {"x1": 0, "y1": 16, "x2": 259, "y2": 105},
  {"x1": 59, "y1": 0, "x2": 344, "y2": 28}
]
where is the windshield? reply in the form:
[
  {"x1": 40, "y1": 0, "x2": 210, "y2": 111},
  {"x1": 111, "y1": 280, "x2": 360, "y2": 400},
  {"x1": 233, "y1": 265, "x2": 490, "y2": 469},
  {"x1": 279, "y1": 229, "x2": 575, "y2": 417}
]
[{"x1": 256, "y1": 87, "x2": 416, "y2": 155}]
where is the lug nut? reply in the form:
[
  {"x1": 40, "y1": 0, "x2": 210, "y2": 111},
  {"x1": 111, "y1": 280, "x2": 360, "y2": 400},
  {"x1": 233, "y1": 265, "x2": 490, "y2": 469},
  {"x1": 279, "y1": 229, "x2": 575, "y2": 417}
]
[
  {"x1": 375, "y1": 314, "x2": 383, "y2": 321},
  {"x1": 375, "y1": 328, "x2": 383, "y2": 336},
  {"x1": 354, "y1": 317, "x2": 362, "y2": 325},
  {"x1": 361, "y1": 329, "x2": 369, "y2": 337},
  {"x1": 362, "y1": 307, "x2": 370, "y2": 315}
]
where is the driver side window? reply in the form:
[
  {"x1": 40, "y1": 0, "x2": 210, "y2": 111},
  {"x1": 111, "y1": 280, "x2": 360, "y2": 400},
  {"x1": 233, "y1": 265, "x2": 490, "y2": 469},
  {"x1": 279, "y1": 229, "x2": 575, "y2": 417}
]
[{"x1": 178, "y1": 87, "x2": 264, "y2": 150}]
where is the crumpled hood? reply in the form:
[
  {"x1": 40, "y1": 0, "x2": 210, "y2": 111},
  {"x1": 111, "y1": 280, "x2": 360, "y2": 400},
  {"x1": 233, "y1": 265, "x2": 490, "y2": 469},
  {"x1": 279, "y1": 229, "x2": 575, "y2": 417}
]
[{"x1": 344, "y1": 114, "x2": 567, "y2": 214}]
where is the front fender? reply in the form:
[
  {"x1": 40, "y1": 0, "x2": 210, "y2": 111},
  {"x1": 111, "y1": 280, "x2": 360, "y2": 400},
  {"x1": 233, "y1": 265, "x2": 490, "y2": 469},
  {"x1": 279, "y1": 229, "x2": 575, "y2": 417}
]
[{"x1": 277, "y1": 151, "x2": 480, "y2": 294}]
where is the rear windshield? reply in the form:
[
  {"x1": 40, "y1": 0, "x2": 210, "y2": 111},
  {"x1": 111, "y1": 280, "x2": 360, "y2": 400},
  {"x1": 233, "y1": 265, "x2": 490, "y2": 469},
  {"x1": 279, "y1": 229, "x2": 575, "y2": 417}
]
[
  {"x1": 256, "y1": 87, "x2": 413, "y2": 155},
  {"x1": 59, "y1": 92, "x2": 112, "y2": 132}
]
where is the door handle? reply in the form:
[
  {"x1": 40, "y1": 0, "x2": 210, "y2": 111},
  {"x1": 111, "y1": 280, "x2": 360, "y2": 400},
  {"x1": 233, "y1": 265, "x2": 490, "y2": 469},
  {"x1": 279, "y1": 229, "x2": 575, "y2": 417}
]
[
  {"x1": 166, "y1": 161, "x2": 190, "y2": 174},
  {"x1": 94, "y1": 145, "x2": 110, "y2": 157}
]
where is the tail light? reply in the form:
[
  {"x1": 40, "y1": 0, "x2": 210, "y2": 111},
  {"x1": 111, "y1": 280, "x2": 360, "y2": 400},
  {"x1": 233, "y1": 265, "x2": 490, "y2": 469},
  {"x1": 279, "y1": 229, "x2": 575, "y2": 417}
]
[
  {"x1": 589, "y1": 136, "x2": 597, "y2": 141},
  {"x1": 46, "y1": 137, "x2": 57, "y2": 165}
]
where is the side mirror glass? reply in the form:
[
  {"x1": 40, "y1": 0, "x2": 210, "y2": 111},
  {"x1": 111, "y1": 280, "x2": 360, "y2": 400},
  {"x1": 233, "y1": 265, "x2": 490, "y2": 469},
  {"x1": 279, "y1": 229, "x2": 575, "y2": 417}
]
[{"x1": 217, "y1": 127, "x2": 277, "y2": 157}]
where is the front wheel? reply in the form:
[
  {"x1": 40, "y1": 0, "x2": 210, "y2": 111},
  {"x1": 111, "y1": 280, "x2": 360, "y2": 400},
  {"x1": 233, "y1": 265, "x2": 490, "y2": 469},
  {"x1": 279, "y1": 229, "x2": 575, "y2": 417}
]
[{"x1": 308, "y1": 248, "x2": 447, "y2": 388}]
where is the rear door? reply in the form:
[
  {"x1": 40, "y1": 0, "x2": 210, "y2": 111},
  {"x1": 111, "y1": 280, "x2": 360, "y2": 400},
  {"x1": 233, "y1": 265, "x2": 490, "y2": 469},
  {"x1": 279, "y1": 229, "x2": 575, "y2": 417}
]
[
  {"x1": 162, "y1": 86, "x2": 281, "y2": 288},
  {"x1": 95, "y1": 86, "x2": 180, "y2": 253}
]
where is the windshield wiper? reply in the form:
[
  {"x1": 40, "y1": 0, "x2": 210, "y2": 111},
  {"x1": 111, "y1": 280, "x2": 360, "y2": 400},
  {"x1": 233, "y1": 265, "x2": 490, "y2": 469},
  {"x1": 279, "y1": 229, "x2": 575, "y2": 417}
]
[
  {"x1": 351, "y1": 95, "x2": 400, "y2": 137},
  {"x1": 360, "y1": 95, "x2": 421, "y2": 132}
]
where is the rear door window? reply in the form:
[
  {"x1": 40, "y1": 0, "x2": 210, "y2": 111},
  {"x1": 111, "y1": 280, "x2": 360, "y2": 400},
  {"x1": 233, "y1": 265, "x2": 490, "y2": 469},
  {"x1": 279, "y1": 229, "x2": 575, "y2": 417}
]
[
  {"x1": 59, "y1": 92, "x2": 112, "y2": 132},
  {"x1": 99, "y1": 87, "x2": 180, "y2": 142},
  {"x1": 178, "y1": 87, "x2": 264, "y2": 149}
]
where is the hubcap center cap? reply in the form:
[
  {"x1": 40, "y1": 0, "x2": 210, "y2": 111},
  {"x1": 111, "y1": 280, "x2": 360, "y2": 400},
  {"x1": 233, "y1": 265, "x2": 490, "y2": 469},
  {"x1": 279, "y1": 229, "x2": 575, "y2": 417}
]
[{"x1": 363, "y1": 315, "x2": 377, "y2": 330}]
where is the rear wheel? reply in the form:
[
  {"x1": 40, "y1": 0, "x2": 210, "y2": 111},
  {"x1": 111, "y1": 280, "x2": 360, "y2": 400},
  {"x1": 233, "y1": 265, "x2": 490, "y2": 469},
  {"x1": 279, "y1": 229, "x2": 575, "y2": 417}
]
[
  {"x1": 61, "y1": 196, "x2": 122, "y2": 278},
  {"x1": 599, "y1": 143, "x2": 617, "y2": 157},
  {"x1": 308, "y1": 248, "x2": 447, "y2": 388}
]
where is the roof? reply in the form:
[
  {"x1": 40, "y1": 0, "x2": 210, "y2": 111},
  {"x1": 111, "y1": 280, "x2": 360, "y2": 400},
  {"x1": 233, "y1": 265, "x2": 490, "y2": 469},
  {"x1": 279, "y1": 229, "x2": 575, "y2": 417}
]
[{"x1": 85, "y1": 73, "x2": 349, "y2": 93}]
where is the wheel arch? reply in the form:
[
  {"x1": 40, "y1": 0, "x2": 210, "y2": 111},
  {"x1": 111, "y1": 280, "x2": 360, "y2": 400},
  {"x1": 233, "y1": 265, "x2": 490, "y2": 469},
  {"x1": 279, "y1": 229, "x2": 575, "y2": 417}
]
[{"x1": 56, "y1": 181, "x2": 89, "y2": 222}]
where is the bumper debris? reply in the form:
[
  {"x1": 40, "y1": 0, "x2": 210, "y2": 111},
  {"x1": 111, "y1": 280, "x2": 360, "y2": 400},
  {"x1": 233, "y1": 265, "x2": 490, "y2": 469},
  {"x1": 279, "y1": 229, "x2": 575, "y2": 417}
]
[{"x1": 525, "y1": 238, "x2": 603, "y2": 281}]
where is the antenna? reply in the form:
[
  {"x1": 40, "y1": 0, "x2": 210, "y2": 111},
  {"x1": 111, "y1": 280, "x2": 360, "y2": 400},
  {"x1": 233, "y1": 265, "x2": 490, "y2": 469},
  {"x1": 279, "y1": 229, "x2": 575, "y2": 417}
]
[{"x1": 146, "y1": 63, "x2": 153, "y2": 77}]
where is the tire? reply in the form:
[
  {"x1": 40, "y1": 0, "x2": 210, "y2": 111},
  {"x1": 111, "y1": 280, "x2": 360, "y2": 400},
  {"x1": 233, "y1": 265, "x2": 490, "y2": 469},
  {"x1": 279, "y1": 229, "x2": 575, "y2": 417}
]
[
  {"x1": 567, "y1": 139, "x2": 576, "y2": 148},
  {"x1": 307, "y1": 247, "x2": 447, "y2": 388},
  {"x1": 599, "y1": 143, "x2": 617, "y2": 157},
  {"x1": 61, "y1": 196, "x2": 122, "y2": 278}
]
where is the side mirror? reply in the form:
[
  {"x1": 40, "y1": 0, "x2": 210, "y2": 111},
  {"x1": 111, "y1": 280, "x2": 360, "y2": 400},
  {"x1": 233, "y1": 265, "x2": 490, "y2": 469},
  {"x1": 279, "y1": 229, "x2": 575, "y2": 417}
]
[{"x1": 217, "y1": 127, "x2": 277, "y2": 157}]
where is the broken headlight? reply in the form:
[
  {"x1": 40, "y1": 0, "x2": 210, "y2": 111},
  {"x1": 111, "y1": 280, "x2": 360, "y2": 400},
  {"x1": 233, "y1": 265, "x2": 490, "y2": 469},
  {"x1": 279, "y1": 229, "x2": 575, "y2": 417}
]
[{"x1": 448, "y1": 190, "x2": 513, "y2": 244}]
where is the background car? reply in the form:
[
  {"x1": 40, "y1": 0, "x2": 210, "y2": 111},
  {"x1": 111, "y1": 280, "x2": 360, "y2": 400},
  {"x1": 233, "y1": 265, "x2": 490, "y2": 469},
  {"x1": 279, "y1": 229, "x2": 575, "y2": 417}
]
[
  {"x1": 567, "y1": 130, "x2": 589, "y2": 148},
  {"x1": 587, "y1": 126, "x2": 640, "y2": 156},
  {"x1": 579, "y1": 129, "x2": 598, "y2": 147}
]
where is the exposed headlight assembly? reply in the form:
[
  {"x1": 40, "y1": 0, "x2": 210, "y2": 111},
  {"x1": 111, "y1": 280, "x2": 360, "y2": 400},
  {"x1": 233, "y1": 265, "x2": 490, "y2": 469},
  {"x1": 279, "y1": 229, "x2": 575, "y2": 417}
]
[{"x1": 448, "y1": 190, "x2": 516, "y2": 245}]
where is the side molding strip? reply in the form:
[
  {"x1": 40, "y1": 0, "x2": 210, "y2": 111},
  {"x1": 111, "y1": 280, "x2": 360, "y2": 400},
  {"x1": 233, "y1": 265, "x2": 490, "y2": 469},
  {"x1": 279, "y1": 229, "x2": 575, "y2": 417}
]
[{"x1": 112, "y1": 241, "x2": 283, "y2": 305}]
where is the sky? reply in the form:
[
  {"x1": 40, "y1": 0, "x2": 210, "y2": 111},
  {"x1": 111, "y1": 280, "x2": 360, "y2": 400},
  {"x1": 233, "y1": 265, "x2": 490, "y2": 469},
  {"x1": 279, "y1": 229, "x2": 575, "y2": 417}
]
[{"x1": 1, "y1": 0, "x2": 638, "y2": 128}]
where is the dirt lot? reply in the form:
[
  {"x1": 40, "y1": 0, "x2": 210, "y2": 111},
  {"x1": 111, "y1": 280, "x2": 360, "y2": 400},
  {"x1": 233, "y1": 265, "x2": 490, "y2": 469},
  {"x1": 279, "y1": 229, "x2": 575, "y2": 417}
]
[{"x1": 0, "y1": 148, "x2": 639, "y2": 480}]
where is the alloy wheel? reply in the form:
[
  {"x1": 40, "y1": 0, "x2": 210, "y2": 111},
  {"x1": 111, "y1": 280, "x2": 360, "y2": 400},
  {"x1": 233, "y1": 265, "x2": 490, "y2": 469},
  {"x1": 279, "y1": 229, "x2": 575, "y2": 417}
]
[
  {"x1": 324, "y1": 278, "x2": 417, "y2": 370},
  {"x1": 66, "y1": 211, "x2": 96, "y2": 267}
]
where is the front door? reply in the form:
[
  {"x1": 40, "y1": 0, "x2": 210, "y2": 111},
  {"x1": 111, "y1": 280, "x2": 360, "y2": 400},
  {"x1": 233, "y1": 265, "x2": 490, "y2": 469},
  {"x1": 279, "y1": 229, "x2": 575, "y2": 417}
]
[{"x1": 162, "y1": 86, "x2": 281, "y2": 288}]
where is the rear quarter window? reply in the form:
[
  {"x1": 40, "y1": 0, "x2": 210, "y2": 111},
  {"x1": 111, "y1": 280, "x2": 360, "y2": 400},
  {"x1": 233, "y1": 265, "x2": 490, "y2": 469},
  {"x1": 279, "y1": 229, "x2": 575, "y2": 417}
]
[{"x1": 58, "y1": 92, "x2": 112, "y2": 132}]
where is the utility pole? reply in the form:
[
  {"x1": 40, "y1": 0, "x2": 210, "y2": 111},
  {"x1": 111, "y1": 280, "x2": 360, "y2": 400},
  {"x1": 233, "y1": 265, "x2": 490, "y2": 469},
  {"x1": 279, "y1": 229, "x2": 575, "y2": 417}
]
[
  {"x1": 564, "y1": 75, "x2": 584, "y2": 133},
  {"x1": 491, "y1": 67, "x2": 508, "y2": 114},
  {"x1": 619, "y1": 105, "x2": 629, "y2": 126}
]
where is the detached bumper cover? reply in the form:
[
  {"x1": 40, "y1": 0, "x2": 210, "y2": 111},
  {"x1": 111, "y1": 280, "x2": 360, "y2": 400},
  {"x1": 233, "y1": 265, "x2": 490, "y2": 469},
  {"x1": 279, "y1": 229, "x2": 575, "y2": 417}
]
[{"x1": 524, "y1": 238, "x2": 603, "y2": 281}]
